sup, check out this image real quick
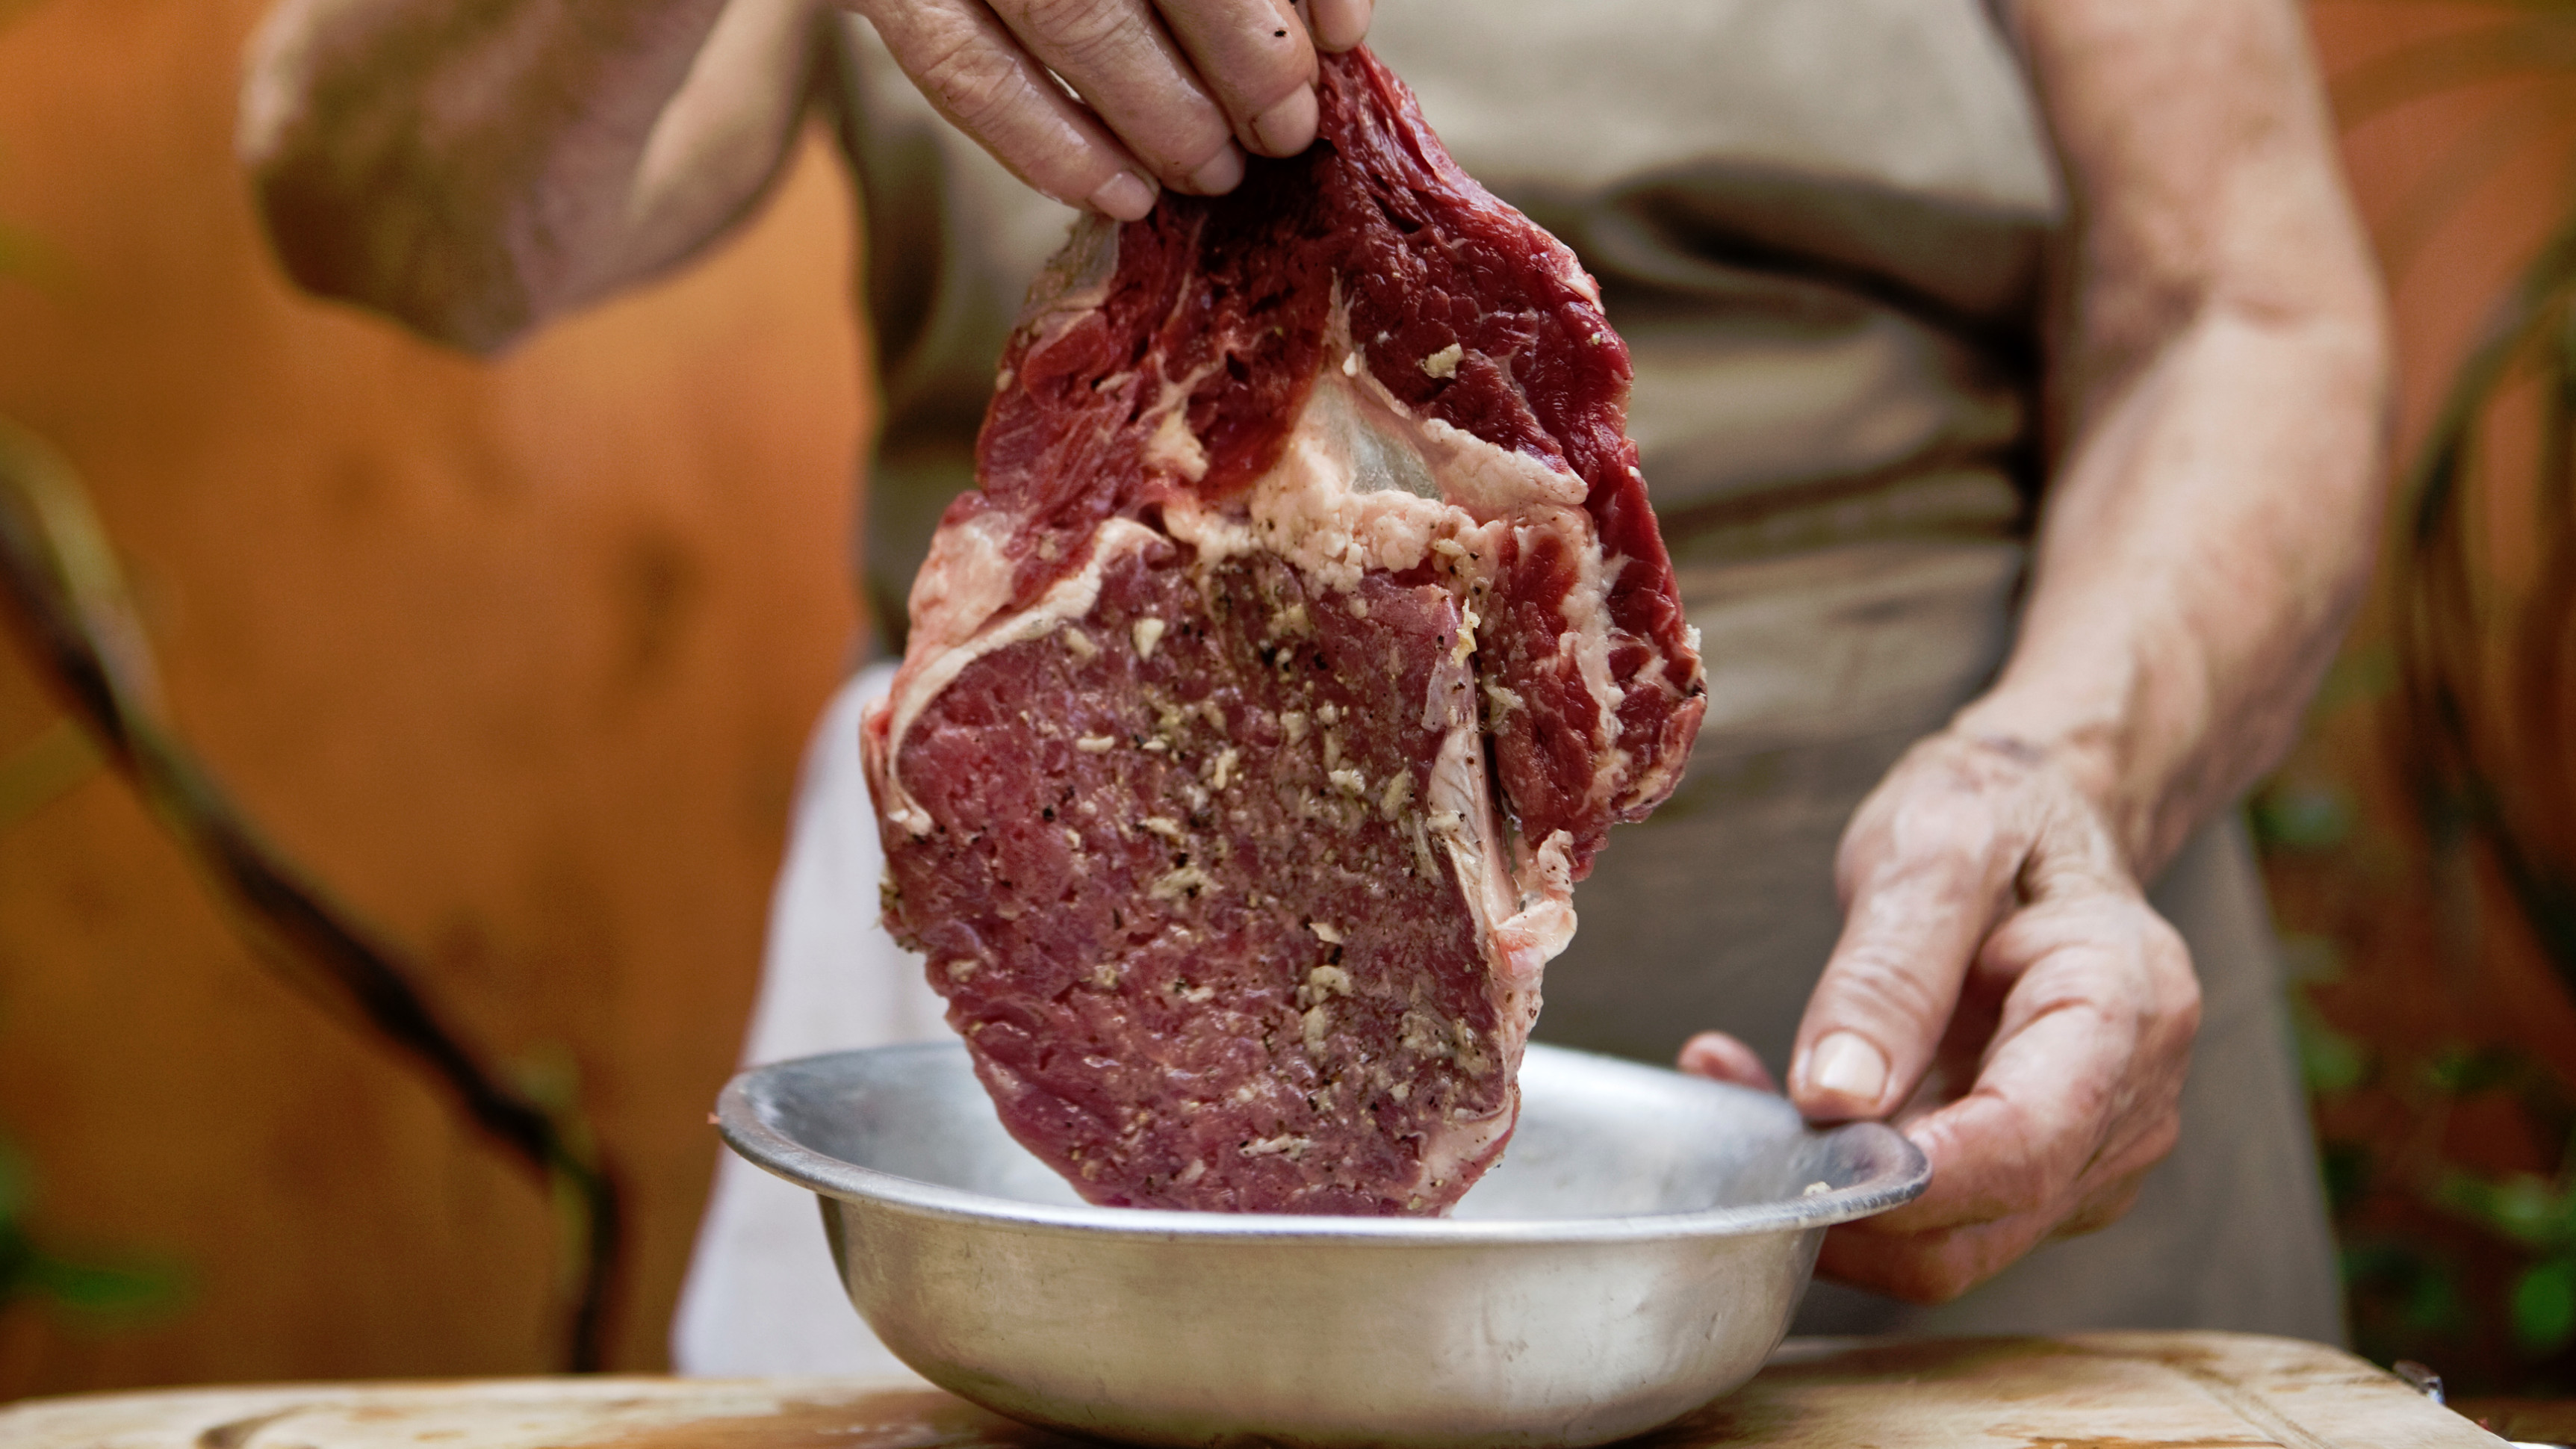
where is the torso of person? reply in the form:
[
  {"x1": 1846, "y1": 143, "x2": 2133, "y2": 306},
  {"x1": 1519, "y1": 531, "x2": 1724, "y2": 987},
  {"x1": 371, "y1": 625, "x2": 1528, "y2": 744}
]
[{"x1": 813, "y1": 0, "x2": 2344, "y2": 1341}]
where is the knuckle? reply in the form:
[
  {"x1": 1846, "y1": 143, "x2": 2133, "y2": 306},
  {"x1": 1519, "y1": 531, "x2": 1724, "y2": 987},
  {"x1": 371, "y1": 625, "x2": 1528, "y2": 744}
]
[
  {"x1": 1002, "y1": 0, "x2": 1132, "y2": 56},
  {"x1": 1058, "y1": 6, "x2": 1144, "y2": 68},
  {"x1": 2132, "y1": 898, "x2": 2187, "y2": 956},
  {"x1": 916, "y1": 36, "x2": 1028, "y2": 131},
  {"x1": 1850, "y1": 806, "x2": 2027, "y2": 919},
  {"x1": 1883, "y1": 791, "x2": 2005, "y2": 869},
  {"x1": 1229, "y1": 32, "x2": 1317, "y2": 96},
  {"x1": 1819, "y1": 944, "x2": 1952, "y2": 1028},
  {"x1": 1931, "y1": 1098, "x2": 2072, "y2": 1215},
  {"x1": 1997, "y1": 1140, "x2": 2063, "y2": 1217},
  {"x1": 2055, "y1": 1181, "x2": 2144, "y2": 1239},
  {"x1": 1976, "y1": 905, "x2": 2063, "y2": 972},
  {"x1": 2133, "y1": 1109, "x2": 2182, "y2": 1168},
  {"x1": 2161, "y1": 975, "x2": 2203, "y2": 1040},
  {"x1": 1992, "y1": 890, "x2": 2202, "y2": 1034},
  {"x1": 2132, "y1": 907, "x2": 2202, "y2": 1024}
]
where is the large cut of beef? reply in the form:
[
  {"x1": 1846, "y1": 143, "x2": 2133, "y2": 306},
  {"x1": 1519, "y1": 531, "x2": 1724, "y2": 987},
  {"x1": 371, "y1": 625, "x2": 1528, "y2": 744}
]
[{"x1": 862, "y1": 48, "x2": 1705, "y2": 1215}]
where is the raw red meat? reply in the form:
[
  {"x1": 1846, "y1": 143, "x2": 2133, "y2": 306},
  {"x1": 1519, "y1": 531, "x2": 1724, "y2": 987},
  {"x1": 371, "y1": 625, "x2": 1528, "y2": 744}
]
[{"x1": 861, "y1": 48, "x2": 1704, "y2": 1215}]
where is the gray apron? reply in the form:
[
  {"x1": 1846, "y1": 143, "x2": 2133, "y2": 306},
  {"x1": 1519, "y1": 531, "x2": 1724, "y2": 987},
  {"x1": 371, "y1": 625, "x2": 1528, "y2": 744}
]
[{"x1": 822, "y1": 0, "x2": 2341, "y2": 1341}]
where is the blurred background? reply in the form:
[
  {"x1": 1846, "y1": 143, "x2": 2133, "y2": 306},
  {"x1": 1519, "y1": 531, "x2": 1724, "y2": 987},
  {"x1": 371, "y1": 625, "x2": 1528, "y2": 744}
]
[{"x1": 0, "y1": 0, "x2": 2573, "y2": 1403}]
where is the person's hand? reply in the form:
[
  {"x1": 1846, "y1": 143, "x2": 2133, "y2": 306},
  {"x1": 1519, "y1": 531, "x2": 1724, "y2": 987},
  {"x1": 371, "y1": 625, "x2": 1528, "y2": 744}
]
[
  {"x1": 844, "y1": 0, "x2": 1372, "y2": 220},
  {"x1": 1678, "y1": 730, "x2": 2201, "y2": 1303}
]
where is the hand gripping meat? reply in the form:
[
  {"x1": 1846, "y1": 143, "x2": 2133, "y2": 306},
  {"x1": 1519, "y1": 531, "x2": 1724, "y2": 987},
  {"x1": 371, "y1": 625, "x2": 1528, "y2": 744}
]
[{"x1": 863, "y1": 48, "x2": 1705, "y2": 1215}]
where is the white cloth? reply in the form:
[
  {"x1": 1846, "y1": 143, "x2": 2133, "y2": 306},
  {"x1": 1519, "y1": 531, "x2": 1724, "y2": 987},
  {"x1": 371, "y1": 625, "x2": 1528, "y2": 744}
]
[{"x1": 669, "y1": 665, "x2": 945, "y2": 1376}]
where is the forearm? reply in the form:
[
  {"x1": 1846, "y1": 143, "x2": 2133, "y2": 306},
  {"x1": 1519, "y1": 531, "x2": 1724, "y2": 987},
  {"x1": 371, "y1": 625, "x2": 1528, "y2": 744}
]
[
  {"x1": 1959, "y1": 294, "x2": 2387, "y2": 879},
  {"x1": 239, "y1": 0, "x2": 810, "y2": 351},
  {"x1": 1752, "y1": 1, "x2": 2388, "y2": 1295},
  {"x1": 1962, "y1": 0, "x2": 2392, "y2": 881}
]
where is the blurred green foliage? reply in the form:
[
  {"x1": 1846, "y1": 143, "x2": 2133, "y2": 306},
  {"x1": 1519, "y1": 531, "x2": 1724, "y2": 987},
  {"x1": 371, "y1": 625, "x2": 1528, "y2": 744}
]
[
  {"x1": 2253, "y1": 784, "x2": 2361, "y2": 857},
  {"x1": 2439, "y1": 1164, "x2": 2576, "y2": 1355},
  {"x1": 0, "y1": 1138, "x2": 188, "y2": 1328},
  {"x1": 2260, "y1": 789, "x2": 2576, "y2": 1388},
  {"x1": 2292, "y1": 996, "x2": 2371, "y2": 1098},
  {"x1": 2260, "y1": 2, "x2": 2576, "y2": 1390}
]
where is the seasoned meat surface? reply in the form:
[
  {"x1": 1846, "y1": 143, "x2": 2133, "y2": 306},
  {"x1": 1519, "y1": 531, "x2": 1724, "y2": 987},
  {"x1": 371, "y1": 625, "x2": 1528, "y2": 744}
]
[{"x1": 864, "y1": 48, "x2": 1704, "y2": 1214}]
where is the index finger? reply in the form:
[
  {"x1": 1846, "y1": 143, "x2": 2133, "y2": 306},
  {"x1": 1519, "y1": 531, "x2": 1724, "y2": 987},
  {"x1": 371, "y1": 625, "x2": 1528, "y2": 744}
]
[
  {"x1": 1862, "y1": 981, "x2": 2129, "y2": 1233},
  {"x1": 1810, "y1": 977, "x2": 2139, "y2": 1303},
  {"x1": 1855, "y1": 900, "x2": 2189, "y2": 1237}
]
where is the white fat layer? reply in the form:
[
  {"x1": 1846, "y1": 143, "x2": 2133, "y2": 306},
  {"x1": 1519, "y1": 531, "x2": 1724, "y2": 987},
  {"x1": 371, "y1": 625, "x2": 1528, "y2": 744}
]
[
  {"x1": 1143, "y1": 405, "x2": 1209, "y2": 482},
  {"x1": 1423, "y1": 728, "x2": 1570, "y2": 993},
  {"x1": 1321, "y1": 297, "x2": 1587, "y2": 518},
  {"x1": 1563, "y1": 257, "x2": 1601, "y2": 306},
  {"x1": 1166, "y1": 375, "x2": 1487, "y2": 591},
  {"x1": 874, "y1": 518, "x2": 1163, "y2": 834},
  {"x1": 1412, "y1": 722, "x2": 1545, "y2": 1206},
  {"x1": 1413, "y1": 1088, "x2": 1519, "y2": 1199},
  {"x1": 1403, "y1": 724, "x2": 1562, "y2": 1206},
  {"x1": 1162, "y1": 301, "x2": 1586, "y2": 587},
  {"x1": 1541, "y1": 511, "x2": 1628, "y2": 765},
  {"x1": 1412, "y1": 415, "x2": 1586, "y2": 515},
  {"x1": 1508, "y1": 831, "x2": 1580, "y2": 972},
  {"x1": 903, "y1": 509, "x2": 1019, "y2": 662},
  {"x1": 1139, "y1": 354, "x2": 1224, "y2": 483}
]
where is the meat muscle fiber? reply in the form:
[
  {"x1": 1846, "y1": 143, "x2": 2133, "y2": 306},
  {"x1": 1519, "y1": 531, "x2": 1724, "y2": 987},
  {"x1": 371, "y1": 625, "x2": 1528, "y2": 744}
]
[{"x1": 862, "y1": 48, "x2": 1706, "y2": 1215}]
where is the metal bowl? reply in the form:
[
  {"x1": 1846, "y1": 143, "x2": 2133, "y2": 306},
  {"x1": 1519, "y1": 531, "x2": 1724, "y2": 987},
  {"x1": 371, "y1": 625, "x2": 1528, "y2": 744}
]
[{"x1": 717, "y1": 1041, "x2": 1927, "y2": 1449}]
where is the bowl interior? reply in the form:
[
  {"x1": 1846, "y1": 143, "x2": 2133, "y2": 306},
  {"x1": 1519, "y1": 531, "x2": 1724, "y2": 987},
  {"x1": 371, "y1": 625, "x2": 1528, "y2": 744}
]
[{"x1": 732, "y1": 1040, "x2": 1922, "y2": 1226}]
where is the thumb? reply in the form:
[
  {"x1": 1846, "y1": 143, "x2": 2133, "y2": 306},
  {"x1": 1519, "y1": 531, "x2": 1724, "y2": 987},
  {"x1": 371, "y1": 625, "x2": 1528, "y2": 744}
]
[{"x1": 1791, "y1": 830, "x2": 2019, "y2": 1122}]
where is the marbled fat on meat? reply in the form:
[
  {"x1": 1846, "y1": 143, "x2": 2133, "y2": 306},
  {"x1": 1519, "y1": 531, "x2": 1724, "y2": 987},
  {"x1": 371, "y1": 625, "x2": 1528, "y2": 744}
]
[{"x1": 861, "y1": 48, "x2": 1705, "y2": 1214}]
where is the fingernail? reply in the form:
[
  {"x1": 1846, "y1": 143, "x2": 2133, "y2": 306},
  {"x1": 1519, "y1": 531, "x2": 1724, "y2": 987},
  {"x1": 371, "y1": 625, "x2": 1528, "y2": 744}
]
[
  {"x1": 1087, "y1": 171, "x2": 1157, "y2": 221},
  {"x1": 1188, "y1": 142, "x2": 1245, "y2": 195},
  {"x1": 1250, "y1": 87, "x2": 1318, "y2": 156},
  {"x1": 1807, "y1": 1031, "x2": 1889, "y2": 1105}
]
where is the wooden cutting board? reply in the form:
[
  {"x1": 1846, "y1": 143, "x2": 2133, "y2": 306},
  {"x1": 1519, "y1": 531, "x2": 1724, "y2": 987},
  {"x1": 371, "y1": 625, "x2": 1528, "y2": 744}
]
[{"x1": 0, "y1": 1332, "x2": 2502, "y2": 1448}]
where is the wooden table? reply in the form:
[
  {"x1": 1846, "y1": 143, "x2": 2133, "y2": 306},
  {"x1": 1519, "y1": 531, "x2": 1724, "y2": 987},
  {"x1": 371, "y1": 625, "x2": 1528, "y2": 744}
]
[{"x1": 0, "y1": 1332, "x2": 2510, "y2": 1448}]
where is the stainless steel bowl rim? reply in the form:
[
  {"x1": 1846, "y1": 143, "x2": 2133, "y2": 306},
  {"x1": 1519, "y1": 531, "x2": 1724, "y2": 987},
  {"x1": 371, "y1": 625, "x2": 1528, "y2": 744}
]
[{"x1": 717, "y1": 1052, "x2": 1930, "y2": 1245}]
